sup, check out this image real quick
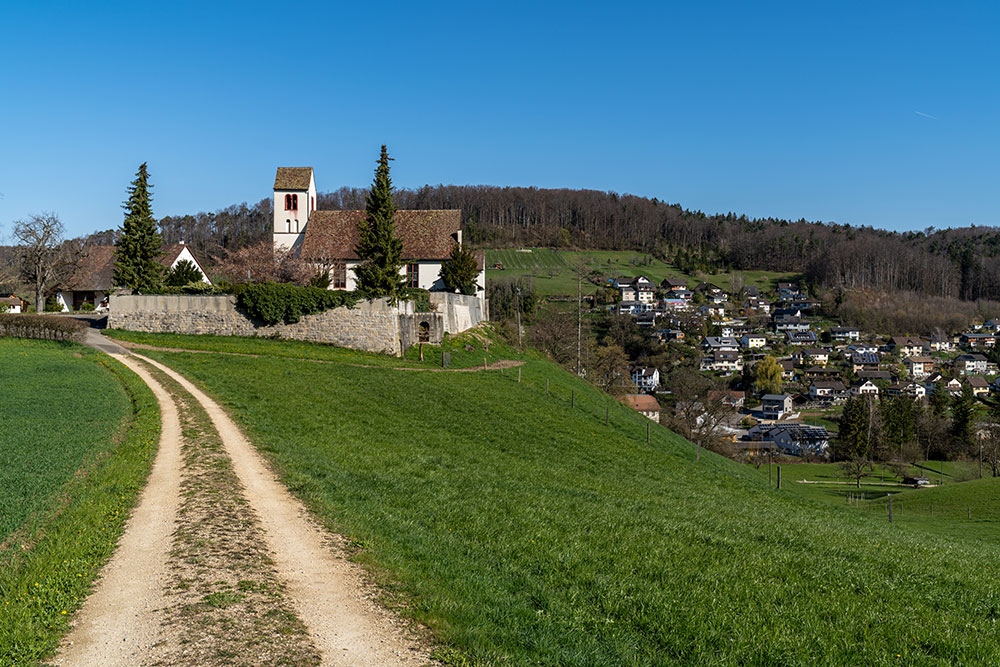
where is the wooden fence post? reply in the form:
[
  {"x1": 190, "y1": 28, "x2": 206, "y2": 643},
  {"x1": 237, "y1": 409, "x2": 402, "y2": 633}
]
[
  {"x1": 572, "y1": 390, "x2": 575, "y2": 408},
  {"x1": 889, "y1": 496, "x2": 893, "y2": 524},
  {"x1": 546, "y1": 378, "x2": 549, "y2": 396},
  {"x1": 777, "y1": 466, "x2": 781, "y2": 490},
  {"x1": 605, "y1": 406, "x2": 609, "y2": 426},
  {"x1": 518, "y1": 368, "x2": 521, "y2": 383}
]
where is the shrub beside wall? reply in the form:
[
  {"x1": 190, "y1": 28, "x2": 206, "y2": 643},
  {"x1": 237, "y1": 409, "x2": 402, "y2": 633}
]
[
  {"x1": 235, "y1": 283, "x2": 361, "y2": 325},
  {"x1": 0, "y1": 315, "x2": 87, "y2": 341}
]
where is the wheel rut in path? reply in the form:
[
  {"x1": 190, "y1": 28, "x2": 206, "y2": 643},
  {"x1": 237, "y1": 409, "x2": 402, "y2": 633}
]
[
  {"x1": 53, "y1": 354, "x2": 182, "y2": 667},
  {"x1": 133, "y1": 353, "x2": 434, "y2": 667}
]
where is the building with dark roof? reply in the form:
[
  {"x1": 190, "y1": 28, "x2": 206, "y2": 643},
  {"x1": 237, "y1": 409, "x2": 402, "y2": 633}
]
[
  {"x1": 53, "y1": 243, "x2": 211, "y2": 312},
  {"x1": 271, "y1": 167, "x2": 485, "y2": 295}
]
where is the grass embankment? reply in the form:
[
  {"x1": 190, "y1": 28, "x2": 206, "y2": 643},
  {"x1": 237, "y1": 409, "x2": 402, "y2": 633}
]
[
  {"x1": 487, "y1": 248, "x2": 798, "y2": 297},
  {"x1": 104, "y1": 327, "x2": 524, "y2": 370},
  {"x1": 137, "y1": 333, "x2": 1000, "y2": 665},
  {"x1": 0, "y1": 339, "x2": 159, "y2": 666}
]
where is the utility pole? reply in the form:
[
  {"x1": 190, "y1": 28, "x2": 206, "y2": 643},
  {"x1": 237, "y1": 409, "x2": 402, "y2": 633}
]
[
  {"x1": 576, "y1": 266, "x2": 583, "y2": 377},
  {"x1": 515, "y1": 287, "x2": 522, "y2": 349}
]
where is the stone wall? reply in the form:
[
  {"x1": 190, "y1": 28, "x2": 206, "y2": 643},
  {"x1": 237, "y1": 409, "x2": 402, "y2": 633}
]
[
  {"x1": 109, "y1": 294, "x2": 405, "y2": 355},
  {"x1": 429, "y1": 292, "x2": 489, "y2": 333},
  {"x1": 108, "y1": 292, "x2": 489, "y2": 357}
]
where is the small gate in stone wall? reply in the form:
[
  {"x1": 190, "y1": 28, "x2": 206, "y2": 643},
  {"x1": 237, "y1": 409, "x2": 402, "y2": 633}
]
[{"x1": 398, "y1": 312, "x2": 444, "y2": 354}]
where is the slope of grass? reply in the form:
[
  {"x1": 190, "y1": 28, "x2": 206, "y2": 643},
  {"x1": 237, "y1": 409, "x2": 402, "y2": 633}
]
[
  {"x1": 139, "y1": 341, "x2": 1000, "y2": 665},
  {"x1": 104, "y1": 327, "x2": 524, "y2": 370},
  {"x1": 0, "y1": 340, "x2": 159, "y2": 666},
  {"x1": 486, "y1": 248, "x2": 798, "y2": 297}
]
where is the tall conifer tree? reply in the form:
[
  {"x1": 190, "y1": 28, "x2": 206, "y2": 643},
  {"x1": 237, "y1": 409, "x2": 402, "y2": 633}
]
[
  {"x1": 114, "y1": 162, "x2": 163, "y2": 291},
  {"x1": 354, "y1": 145, "x2": 405, "y2": 300}
]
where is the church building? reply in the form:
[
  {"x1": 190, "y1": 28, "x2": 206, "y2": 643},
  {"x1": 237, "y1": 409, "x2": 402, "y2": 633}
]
[{"x1": 272, "y1": 167, "x2": 485, "y2": 295}]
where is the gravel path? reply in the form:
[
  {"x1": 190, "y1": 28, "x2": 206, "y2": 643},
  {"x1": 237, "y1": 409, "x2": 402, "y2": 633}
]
[
  {"x1": 52, "y1": 354, "x2": 181, "y2": 666},
  {"x1": 56, "y1": 334, "x2": 434, "y2": 666}
]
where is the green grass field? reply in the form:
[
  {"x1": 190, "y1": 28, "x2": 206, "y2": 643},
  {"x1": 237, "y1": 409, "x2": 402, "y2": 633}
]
[
  {"x1": 0, "y1": 339, "x2": 159, "y2": 666},
  {"x1": 486, "y1": 248, "x2": 798, "y2": 297},
  {"x1": 135, "y1": 332, "x2": 1000, "y2": 665}
]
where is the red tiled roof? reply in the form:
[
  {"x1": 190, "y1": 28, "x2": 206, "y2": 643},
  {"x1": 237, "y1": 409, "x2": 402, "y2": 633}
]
[
  {"x1": 621, "y1": 394, "x2": 660, "y2": 412},
  {"x1": 299, "y1": 210, "x2": 461, "y2": 261},
  {"x1": 64, "y1": 244, "x2": 203, "y2": 291}
]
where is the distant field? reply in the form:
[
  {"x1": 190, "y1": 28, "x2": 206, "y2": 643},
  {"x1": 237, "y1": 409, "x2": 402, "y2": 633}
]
[
  {"x1": 0, "y1": 339, "x2": 159, "y2": 665},
  {"x1": 138, "y1": 335, "x2": 1000, "y2": 665},
  {"x1": 486, "y1": 248, "x2": 798, "y2": 297}
]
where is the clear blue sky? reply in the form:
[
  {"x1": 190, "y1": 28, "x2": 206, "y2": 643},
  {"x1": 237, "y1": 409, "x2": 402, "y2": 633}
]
[{"x1": 2, "y1": 1, "x2": 998, "y2": 239}]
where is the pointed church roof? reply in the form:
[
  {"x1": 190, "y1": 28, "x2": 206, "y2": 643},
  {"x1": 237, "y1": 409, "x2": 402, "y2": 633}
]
[{"x1": 274, "y1": 167, "x2": 313, "y2": 190}]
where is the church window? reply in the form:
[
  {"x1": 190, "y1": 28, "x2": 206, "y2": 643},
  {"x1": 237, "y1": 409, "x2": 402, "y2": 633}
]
[
  {"x1": 406, "y1": 263, "x2": 419, "y2": 288},
  {"x1": 332, "y1": 263, "x2": 347, "y2": 289},
  {"x1": 284, "y1": 194, "x2": 298, "y2": 211},
  {"x1": 286, "y1": 219, "x2": 291, "y2": 232}
]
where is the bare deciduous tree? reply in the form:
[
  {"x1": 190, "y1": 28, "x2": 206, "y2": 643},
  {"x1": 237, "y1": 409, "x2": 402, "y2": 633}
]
[
  {"x1": 12, "y1": 213, "x2": 75, "y2": 312},
  {"x1": 213, "y1": 240, "x2": 314, "y2": 285}
]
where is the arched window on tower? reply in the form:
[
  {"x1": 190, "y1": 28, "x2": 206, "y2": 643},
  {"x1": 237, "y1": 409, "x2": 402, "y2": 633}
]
[
  {"x1": 291, "y1": 194, "x2": 298, "y2": 211},
  {"x1": 285, "y1": 194, "x2": 292, "y2": 210},
  {"x1": 286, "y1": 219, "x2": 291, "y2": 233}
]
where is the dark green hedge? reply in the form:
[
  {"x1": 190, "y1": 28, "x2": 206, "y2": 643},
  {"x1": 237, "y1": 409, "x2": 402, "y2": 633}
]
[{"x1": 235, "y1": 283, "x2": 361, "y2": 325}]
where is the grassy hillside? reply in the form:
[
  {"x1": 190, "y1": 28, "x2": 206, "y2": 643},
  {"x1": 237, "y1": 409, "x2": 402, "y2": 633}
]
[
  {"x1": 0, "y1": 339, "x2": 159, "y2": 666},
  {"x1": 134, "y1": 331, "x2": 1000, "y2": 665},
  {"x1": 486, "y1": 248, "x2": 798, "y2": 297}
]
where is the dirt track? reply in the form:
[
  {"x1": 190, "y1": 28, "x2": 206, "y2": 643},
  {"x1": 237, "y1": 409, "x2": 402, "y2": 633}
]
[{"x1": 55, "y1": 344, "x2": 433, "y2": 666}]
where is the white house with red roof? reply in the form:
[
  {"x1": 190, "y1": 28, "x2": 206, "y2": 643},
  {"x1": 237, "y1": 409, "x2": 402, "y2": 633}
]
[{"x1": 271, "y1": 167, "x2": 485, "y2": 296}]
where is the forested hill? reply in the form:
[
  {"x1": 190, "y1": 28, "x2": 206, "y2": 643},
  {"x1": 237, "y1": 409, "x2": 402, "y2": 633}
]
[{"x1": 153, "y1": 184, "x2": 1000, "y2": 301}]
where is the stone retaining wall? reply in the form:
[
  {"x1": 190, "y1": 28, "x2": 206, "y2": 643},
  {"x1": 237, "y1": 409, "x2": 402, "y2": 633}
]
[
  {"x1": 109, "y1": 294, "x2": 405, "y2": 355},
  {"x1": 108, "y1": 292, "x2": 488, "y2": 356}
]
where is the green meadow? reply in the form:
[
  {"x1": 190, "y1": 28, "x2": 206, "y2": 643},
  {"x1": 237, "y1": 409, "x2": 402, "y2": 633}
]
[
  {"x1": 136, "y1": 332, "x2": 1000, "y2": 665},
  {"x1": 486, "y1": 248, "x2": 798, "y2": 297},
  {"x1": 0, "y1": 339, "x2": 159, "y2": 666}
]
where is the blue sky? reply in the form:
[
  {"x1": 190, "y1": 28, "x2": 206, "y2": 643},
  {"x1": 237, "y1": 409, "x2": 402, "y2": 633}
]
[{"x1": 2, "y1": 1, "x2": 998, "y2": 239}]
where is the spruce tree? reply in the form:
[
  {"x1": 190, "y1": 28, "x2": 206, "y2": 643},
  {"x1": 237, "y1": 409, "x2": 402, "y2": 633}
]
[
  {"x1": 114, "y1": 162, "x2": 163, "y2": 291},
  {"x1": 439, "y1": 242, "x2": 479, "y2": 295},
  {"x1": 354, "y1": 145, "x2": 405, "y2": 301}
]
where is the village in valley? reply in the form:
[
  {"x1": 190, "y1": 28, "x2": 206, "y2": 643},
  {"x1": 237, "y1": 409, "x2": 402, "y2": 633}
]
[{"x1": 601, "y1": 272, "x2": 998, "y2": 462}]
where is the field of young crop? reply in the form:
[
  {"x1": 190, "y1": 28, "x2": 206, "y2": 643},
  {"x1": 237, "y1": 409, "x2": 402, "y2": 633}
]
[
  {"x1": 137, "y1": 333, "x2": 1000, "y2": 665},
  {"x1": 486, "y1": 248, "x2": 798, "y2": 297},
  {"x1": 0, "y1": 339, "x2": 159, "y2": 666}
]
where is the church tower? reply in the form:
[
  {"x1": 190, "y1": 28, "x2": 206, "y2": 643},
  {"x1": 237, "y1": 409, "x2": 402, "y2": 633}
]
[{"x1": 273, "y1": 167, "x2": 317, "y2": 251}]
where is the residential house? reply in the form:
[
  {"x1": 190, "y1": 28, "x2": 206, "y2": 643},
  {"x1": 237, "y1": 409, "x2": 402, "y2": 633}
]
[
  {"x1": 740, "y1": 334, "x2": 768, "y2": 349},
  {"x1": 960, "y1": 333, "x2": 997, "y2": 349},
  {"x1": 851, "y1": 353, "x2": 881, "y2": 374},
  {"x1": 830, "y1": 326, "x2": 860, "y2": 341},
  {"x1": 787, "y1": 298, "x2": 822, "y2": 313},
  {"x1": 761, "y1": 394, "x2": 794, "y2": 420},
  {"x1": 775, "y1": 316, "x2": 811, "y2": 333},
  {"x1": 635, "y1": 312, "x2": 656, "y2": 327},
  {"x1": 621, "y1": 394, "x2": 660, "y2": 422},
  {"x1": 779, "y1": 359, "x2": 796, "y2": 381},
  {"x1": 698, "y1": 305, "x2": 725, "y2": 318},
  {"x1": 956, "y1": 354, "x2": 988, "y2": 375},
  {"x1": 887, "y1": 382, "x2": 927, "y2": 400},
  {"x1": 801, "y1": 348, "x2": 829, "y2": 366},
  {"x1": 904, "y1": 356, "x2": 935, "y2": 379},
  {"x1": 889, "y1": 336, "x2": 926, "y2": 358},
  {"x1": 658, "y1": 298, "x2": 690, "y2": 312},
  {"x1": 847, "y1": 344, "x2": 879, "y2": 356},
  {"x1": 702, "y1": 336, "x2": 740, "y2": 353},
  {"x1": 857, "y1": 369, "x2": 894, "y2": 383},
  {"x1": 809, "y1": 380, "x2": 847, "y2": 403},
  {"x1": 803, "y1": 366, "x2": 840, "y2": 382},
  {"x1": 967, "y1": 376, "x2": 990, "y2": 397},
  {"x1": 631, "y1": 367, "x2": 660, "y2": 392},
  {"x1": 661, "y1": 277, "x2": 688, "y2": 292},
  {"x1": 707, "y1": 390, "x2": 746, "y2": 409},
  {"x1": 700, "y1": 351, "x2": 743, "y2": 373},
  {"x1": 54, "y1": 243, "x2": 212, "y2": 312},
  {"x1": 925, "y1": 336, "x2": 956, "y2": 352},
  {"x1": 851, "y1": 379, "x2": 880, "y2": 396},
  {"x1": 656, "y1": 329, "x2": 685, "y2": 342},
  {"x1": 764, "y1": 424, "x2": 831, "y2": 457},
  {"x1": 786, "y1": 331, "x2": 819, "y2": 346},
  {"x1": 0, "y1": 296, "x2": 22, "y2": 313}
]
